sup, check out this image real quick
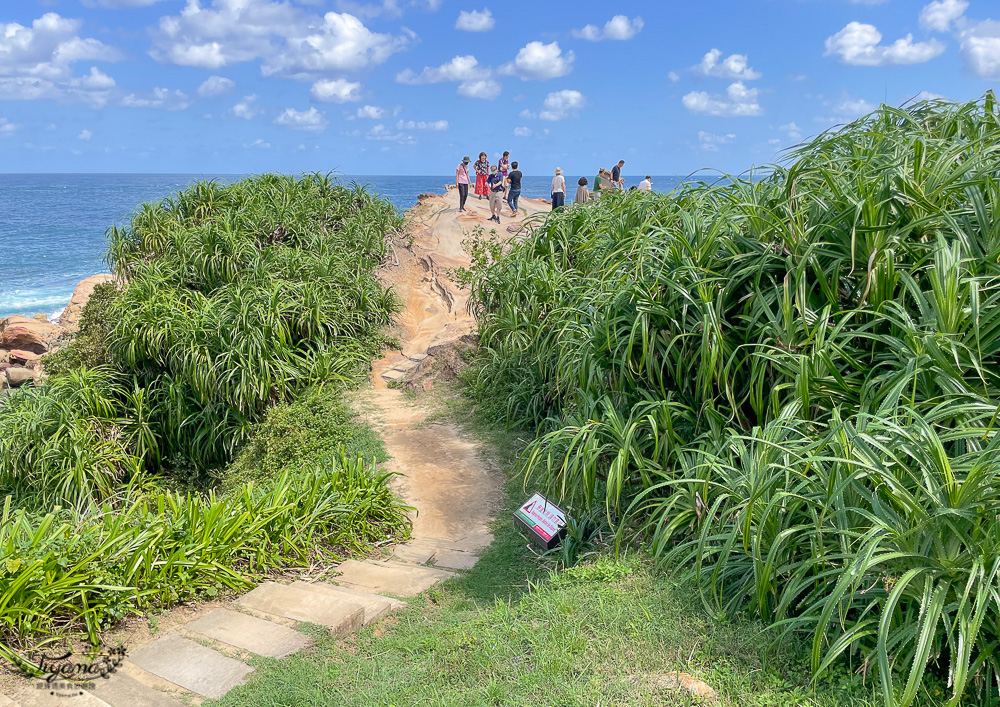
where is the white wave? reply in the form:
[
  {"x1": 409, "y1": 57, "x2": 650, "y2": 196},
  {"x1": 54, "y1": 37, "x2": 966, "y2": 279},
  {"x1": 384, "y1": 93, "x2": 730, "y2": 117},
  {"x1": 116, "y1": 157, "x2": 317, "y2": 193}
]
[{"x1": 0, "y1": 290, "x2": 73, "y2": 317}]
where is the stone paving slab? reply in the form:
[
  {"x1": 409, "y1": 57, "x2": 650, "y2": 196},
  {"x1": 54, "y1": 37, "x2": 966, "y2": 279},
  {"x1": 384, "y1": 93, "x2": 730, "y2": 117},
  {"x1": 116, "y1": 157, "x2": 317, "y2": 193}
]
[
  {"x1": 87, "y1": 671, "x2": 185, "y2": 707},
  {"x1": 390, "y1": 542, "x2": 438, "y2": 564},
  {"x1": 128, "y1": 634, "x2": 253, "y2": 699},
  {"x1": 16, "y1": 686, "x2": 109, "y2": 706},
  {"x1": 186, "y1": 609, "x2": 311, "y2": 658},
  {"x1": 292, "y1": 582, "x2": 405, "y2": 625},
  {"x1": 237, "y1": 582, "x2": 365, "y2": 633},
  {"x1": 334, "y1": 560, "x2": 455, "y2": 597},
  {"x1": 432, "y1": 549, "x2": 479, "y2": 570}
]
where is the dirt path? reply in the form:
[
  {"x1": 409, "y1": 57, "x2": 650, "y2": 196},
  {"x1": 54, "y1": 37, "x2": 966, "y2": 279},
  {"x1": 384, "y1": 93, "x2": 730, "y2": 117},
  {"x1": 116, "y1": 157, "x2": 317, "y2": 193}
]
[{"x1": 362, "y1": 185, "x2": 549, "y2": 554}]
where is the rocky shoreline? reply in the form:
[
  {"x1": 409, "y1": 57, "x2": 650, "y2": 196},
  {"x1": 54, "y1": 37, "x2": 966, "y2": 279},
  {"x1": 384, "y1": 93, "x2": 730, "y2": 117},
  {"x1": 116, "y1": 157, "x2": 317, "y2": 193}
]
[{"x1": 0, "y1": 273, "x2": 113, "y2": 392}]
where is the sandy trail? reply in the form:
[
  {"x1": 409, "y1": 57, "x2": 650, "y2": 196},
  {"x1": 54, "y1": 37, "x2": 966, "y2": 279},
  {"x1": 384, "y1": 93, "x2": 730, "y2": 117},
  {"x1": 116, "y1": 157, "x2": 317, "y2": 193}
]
[{"x1": 360, "y1": 185, "x2": 548, "y2": 547}]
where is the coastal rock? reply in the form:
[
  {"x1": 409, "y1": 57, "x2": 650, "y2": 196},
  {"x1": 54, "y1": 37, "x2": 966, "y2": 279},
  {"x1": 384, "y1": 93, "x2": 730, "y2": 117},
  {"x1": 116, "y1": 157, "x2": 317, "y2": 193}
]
[
  {"x1": 0, "y1": 316, "x2": 63, "y2": 354},
  {"x1": 33, "y1": 313, "x2": 48, "y2": 322},
  {"x1": 8, "y1": 350, "x2": 40, "y2": 368},
  {"x1": 59, "y1": 273, "x2": 115, "y2": 334},
  {"x1": 5, "y1": 367, "x2": 35, "y2": 388}
]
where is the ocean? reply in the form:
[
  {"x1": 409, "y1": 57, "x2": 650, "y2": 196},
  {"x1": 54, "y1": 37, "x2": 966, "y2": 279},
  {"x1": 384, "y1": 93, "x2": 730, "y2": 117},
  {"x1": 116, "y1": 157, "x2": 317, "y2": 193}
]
[{"x1": 0, "y1": 173, "x2": 683, "y2": 319}]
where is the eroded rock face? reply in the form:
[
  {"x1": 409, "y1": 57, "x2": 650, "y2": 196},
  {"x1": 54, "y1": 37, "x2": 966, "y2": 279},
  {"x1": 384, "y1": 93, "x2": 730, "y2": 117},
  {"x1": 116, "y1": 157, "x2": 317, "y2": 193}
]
[
  {"x1": 5, "y1": 366, "x2": 36, "y2": 388},
  {"x1": 8, "y1": 349, "x2": 41, "y2": 368},
  {"x1": 59, "y1": 273, "x2": 115, "y2": 334},
  {"x1": 0, "y1": 316, "x2": 63, "y2": 354}
]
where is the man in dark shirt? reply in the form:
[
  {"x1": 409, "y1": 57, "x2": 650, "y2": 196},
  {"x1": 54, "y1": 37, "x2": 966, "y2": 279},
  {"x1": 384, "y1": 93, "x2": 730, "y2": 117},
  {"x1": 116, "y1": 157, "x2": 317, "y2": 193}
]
[
  {"x1": 487, "y1": 165, "x2": 505, "y2": 223},
  {"x1": 506, "y1": 161, "x2": 523, "y2": 216},
  {"x1": 612, "y1": 160, "x2": 625, "y2": 190}
]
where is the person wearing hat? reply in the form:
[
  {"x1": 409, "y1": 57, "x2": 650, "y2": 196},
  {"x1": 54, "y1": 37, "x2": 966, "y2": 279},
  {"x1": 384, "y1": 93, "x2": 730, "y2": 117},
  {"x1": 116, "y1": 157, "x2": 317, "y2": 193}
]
[
  {"x1": 487, "y1": 164, "x2": 505, "y2": 223},
  {"x1": 456, "y1": 156, "x2": 471, "y2": 211},
  {"x1": 551, "y1": 167, "x2": 566, "y2": 210}
]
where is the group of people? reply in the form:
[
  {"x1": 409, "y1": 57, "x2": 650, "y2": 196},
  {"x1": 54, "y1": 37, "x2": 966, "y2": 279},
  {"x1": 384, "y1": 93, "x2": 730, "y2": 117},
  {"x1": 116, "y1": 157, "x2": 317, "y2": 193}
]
[
  {"x1": 455, "y1": 153, "x2": 654, "y2": 222},
  {"x1": 455, "y1": 151, "x2": 523, "y2": 223}
]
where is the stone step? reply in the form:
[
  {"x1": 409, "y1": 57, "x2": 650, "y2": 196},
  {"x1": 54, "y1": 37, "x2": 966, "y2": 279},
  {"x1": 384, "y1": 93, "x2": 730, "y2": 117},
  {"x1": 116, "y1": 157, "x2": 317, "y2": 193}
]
[
  {"x1": 334, "y1": 559, "x2": 455, "y2": 597},
  {"x1": 185, "y1": 608, "x2": 312, "y2": 658},
  {"x1": 237, "y1": 582, "x2": 365, "y2": 633},
  {"x1": 291, "y1": 581, "x2": 405, "y2": 625},
  {"x1": 127, "y1": 634, "x2": 253, "y2": 700},
  {"x1": 16, "y1": 689, "x2": 108, "y2": 706},
  {"x1": 87, "y1": 670, "x2": 186, "y2": 707}
]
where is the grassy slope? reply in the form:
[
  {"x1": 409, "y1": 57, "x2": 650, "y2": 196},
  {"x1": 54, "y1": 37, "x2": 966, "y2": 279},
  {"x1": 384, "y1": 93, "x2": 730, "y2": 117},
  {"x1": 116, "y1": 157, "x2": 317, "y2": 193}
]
[{"x1": 211, "y1": 387, "x2": 883, "y2": 707}]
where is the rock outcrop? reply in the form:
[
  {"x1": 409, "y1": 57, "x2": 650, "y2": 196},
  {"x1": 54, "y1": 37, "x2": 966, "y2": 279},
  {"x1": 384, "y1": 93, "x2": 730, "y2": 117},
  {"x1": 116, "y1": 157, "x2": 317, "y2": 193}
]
[
  {"x1": 59, "y1": 273, "x2": 115, "y2": 334},
  {"x1": 0, "y1": 315, "x2": 62, "y2": 354}
]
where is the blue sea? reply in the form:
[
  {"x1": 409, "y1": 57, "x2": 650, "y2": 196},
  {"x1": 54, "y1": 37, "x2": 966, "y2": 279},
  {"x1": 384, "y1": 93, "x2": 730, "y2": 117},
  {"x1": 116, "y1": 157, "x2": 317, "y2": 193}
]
[{"x1": 0, "y1": 173, "x2": 683, "y2": 319}]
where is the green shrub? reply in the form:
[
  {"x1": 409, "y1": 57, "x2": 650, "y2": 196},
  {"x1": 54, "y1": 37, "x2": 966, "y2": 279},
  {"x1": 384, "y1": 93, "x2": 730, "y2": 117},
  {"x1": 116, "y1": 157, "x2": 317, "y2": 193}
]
[
  {"x1": 41, "y1": 282, "x2": 119, "y2": 377},
  {"x1": 467, "y1": 92, "x2": 1000, "y2": 705},
  {"x1": 0, "y1": 455, "x2": 410, "y2": 672},
  {"x1": 224, "y1": 385, "x2": 387, "y2": 490}
]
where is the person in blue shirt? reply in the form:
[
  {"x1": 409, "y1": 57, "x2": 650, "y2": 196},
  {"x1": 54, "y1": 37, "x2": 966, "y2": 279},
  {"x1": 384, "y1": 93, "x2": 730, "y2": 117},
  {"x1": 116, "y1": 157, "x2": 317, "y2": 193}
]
[{"x1": 487, "y1": 165, "x2": 505, "y2": 223}]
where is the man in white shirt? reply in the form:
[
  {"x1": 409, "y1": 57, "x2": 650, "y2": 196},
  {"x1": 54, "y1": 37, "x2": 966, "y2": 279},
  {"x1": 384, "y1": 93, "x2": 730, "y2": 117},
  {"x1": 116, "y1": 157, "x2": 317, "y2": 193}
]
[{"x1": 638, "y1": 175, "x2": 652, "y2": 192}]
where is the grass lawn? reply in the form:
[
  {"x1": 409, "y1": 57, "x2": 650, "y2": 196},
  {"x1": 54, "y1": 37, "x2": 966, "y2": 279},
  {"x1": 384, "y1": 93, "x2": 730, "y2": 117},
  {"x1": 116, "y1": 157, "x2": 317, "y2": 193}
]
[{"x1": 209, "y1": 388, "x2": 886, "y2": 707}]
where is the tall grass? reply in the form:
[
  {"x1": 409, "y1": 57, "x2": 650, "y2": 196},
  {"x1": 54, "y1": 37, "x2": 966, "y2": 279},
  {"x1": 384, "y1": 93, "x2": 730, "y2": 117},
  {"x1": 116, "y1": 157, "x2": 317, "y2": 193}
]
[
  {"x1": 467, "y1": 93, "x2": 1000, "y2": 705},
  {"x1": 0, "y1": 173, "x2": 409, "y2": 662}
]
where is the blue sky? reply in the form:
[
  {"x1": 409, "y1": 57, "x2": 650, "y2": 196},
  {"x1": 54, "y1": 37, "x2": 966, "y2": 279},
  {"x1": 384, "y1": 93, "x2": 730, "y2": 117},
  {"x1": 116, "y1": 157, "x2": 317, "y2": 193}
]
[{"x1": 0, "y1": 0, "x2": 996, "y2": 175}]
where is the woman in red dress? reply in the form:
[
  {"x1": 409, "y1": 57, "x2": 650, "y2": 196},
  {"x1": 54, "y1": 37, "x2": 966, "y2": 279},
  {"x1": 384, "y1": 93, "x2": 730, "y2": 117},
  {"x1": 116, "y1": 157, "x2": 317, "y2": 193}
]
[{"x1": 474, "y1": 152, "x2": 490, "y2": 200}]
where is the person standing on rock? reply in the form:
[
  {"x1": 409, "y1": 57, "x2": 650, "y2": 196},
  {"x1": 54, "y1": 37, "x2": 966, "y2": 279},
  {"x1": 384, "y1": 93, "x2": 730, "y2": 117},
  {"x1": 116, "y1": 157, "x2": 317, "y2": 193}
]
[
  {"x1": 456, "y1": 156, "x2": 471, "y2": 211},
  {"x1": 474, "y1": 152, "x2": 490, "y2": 200},
  {"x1": 506, "y1": 161, "x2": 522, "y2": 216},
  {"x1": 498, "y1": 151, "x2": 510, "y2": 180},
  {"x1": 551, "y1": 168, "x2": 566, "y2": 210},
  {"x1": 612, "y1": 160, "x2": 625, "y2": 190},
  {"x1": 487, "y1": 165, "x2": 505, "y2": 223}
]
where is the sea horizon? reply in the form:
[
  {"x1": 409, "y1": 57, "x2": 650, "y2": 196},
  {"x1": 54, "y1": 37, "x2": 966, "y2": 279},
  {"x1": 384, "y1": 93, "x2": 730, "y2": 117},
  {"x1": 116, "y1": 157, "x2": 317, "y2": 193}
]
[{"x1": 1, "y1": 173, "x2": 687, "y2": 320}]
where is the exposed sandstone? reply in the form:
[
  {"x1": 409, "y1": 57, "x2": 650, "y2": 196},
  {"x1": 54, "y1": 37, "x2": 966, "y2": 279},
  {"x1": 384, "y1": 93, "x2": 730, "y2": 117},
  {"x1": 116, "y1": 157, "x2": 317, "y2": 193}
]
[
  {"x1": 0, "y1": 315, "x2": 63, "y2": 354},
  {"x1": 59, "y1": 273, "x2": 115, "y2": 334}
]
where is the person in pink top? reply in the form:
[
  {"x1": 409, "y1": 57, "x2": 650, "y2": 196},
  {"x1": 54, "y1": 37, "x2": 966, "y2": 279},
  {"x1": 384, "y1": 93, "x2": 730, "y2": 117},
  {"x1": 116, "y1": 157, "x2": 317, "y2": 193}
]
[{"x1": 456, "y1": 155, "x2": 471, "y2": 212}]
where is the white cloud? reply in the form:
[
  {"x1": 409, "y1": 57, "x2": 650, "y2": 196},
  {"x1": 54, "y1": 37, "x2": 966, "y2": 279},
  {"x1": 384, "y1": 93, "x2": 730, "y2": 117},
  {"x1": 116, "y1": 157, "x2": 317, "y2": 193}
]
[
  {"x1": 825, "y1": 22, "x2": 945, "y2": 66},
  {"x1": 536, "y1": 89, "x2": 585, "y2": 121},
  {"x1": 0, "y1": 119, "x2": 18, "y2": 135},
  {"x1": 779, "y1": 122, "x2": 802, "y2": 140},
  {"x1": 697, "y1": 49, "x2": 761, "y2": 80},
  {"x1": 78, "y1": 129, "x2": 92, "y2": 140},
  {"x1": 457, "y1": 78, "x2": 501, "y2": 99},
  {"x1": 697, "y1": 131, "x2": 735, "y2": 152},
  {"x1": 499, "y1": 41, "x2": 574, "y2": 80},
  {"x1": 396, "y1": 55, "x2": 500, "y2": 99},
  {"x1": 920, "y1": 0, "x2": 968, "y2": 32},
  {"x1": 960, "y1": 20, "x2": 1000, "y2": 79},
  {"x1": 151, "y1": 1, "x2": 409, "y2": 80},
  {"x1": 367, "y1": 123, "x2": 415, "y2": 143},
  {"x1": 0, "y1": 13, "x2": 121, "y2": 107},
  {"x1": 397, "y1": 55, "x2": 489, "y2": 83},
  {"x1": 513, "y1": 126, "x2": 532, "y2": 137},
  {"x1": 572, "y1": 15, "x2": 644, "y2": 41},
  {"x1": 274, "y1": 106, "x2": 328, "y2": 132},
  {"x1": 456, "y1": 9, "x2": 494, "y2": 32},
  {"x1": 682, "y1": 81, "x2": 762, "y2": 117},
  {"x1": 356, "y1": 104, "x2": 384, "y2": 119},
  {"x1": 836, "y1": 98, "x2": 877, "y2": 116},
  {"x1": 82, "y1": 0, "x2": 169, "y2": 6},
  {"x1": 122, "y1": 87, "x2": 192, "y2": 110},
  {"x1": 396, "y1": 119, "x2": 448, "y2": 130},
  {"x1": 246, "y1": 137, "x2": 270, "y2": 148},
  {"x1": 197, "y1": 75, "x2": 236, "y2": 97},
  {"x1": 667, "y1": 71, "x2": 680, "y2": 83},
  {"x1": 230, "y1": 94, "x2": 260, "y2": 119},
  {"x1": 913, "y1": 90, "x2": 947, "y2": 102},
  {"x1": 310, "y1": 78, "x2": 362, "y2": 103}
]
